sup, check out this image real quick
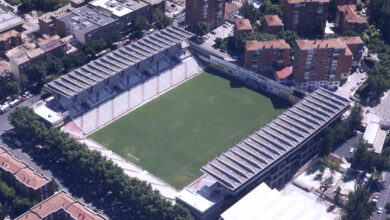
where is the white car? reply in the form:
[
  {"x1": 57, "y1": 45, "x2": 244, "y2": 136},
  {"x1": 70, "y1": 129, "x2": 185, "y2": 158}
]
[{"x1": 377, "y1": 207, "x2": 382, "y2": 214}]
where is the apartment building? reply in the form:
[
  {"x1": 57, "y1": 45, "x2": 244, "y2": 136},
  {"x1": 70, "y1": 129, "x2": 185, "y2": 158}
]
[
  {"x1": 39, "y1": 5, "x2": 74, "y2": 35},
  {"x1": 284, "y1": 0, "x2": 329, "y2": 36},
  {"x1": 244, "y1": 39, "x2": 291, "y2": 73},
  {"x1": 16, "y1": 191, "x2": 106, "y2": 220},
  {"x1": 185, "y1": 0, "x2": 226, "y2": 30},
  {"x1": 0, "y1": 147, "x2": 53, "y2": 201},
  {"x1": 293, "y1": 38, "x2": 352, "y2": 90},
  {"x1": 0, "y1": 64, "x2": 13, "y2": 98},
  {"x1": 262, "y1": 15, "x2": 284, "y2": 34},
  {"x1": 0, "y1": 30, "x2": 22, "y2": 58},
  {"x1": 6, "y1": 35, "x2": 67, "y2": 78},
  {"x1": 340, "y1": 36, "x2": 364, "y2": 67},
  {"x1": 335, "y1": 5, "x2": 367, "y2": 33},
  {"x1": 233, "y1": 18, "x2": 252, "y2": 38},
  {"x1": 224, "y1": 2, "x2": 239, "y2": 22}
]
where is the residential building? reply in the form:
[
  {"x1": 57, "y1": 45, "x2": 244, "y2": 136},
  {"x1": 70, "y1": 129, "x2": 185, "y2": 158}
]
[
  {"x1": 293, "y1": 38, "x2": 353, "y2": 90},
  {"x1": 244, "y1": 39, "x2": 291, "y2": 73},
  {"x1": 284, "y1": 0, "x2": 329, "y2": 36},
  {"x1": 16, "y1": 191, "x2": 106, "y2": 220},
  {"x1": 340, "y1": 36, "x2": 364, "y2": 67},
  {"x1": 0, "y1": 13, "x2": 23, "y2": 34},
  {"x1": 233, "y1": 18, "x2": 252, "y2": 38},
  {"x1": 0, "y1": 30, "x2": 22, "y2": 58},
  {"x1": 0, "y1": 64, "x2": 13, "y2": 98},
  {"x1": 6, "y1": 35, "x2": 68, "y2": 78},
  {"x1": 71, "y1": 0, "x2": 91, "y2": 7},
  {"x1": 0, "y1": 147, "x2": 53, "y2": 201},
  {"x1": 54, "y1": 5, "x2": 119, "y2": 44},
  {"x1": 39, "y1": 5, "x2": 74, "y2": 35},
  {"x1": 185, "y1": 0, "x2": 226, "y2": 30},
  {"x1": 335, "y1": 5, "x2": 367, "y2": 34},
  {"x1": 224, "y1": 2, "x2": 239, "y2": 22},
  {"x1": 262, "y1": 15, "x2": 284, "y2": 34}
]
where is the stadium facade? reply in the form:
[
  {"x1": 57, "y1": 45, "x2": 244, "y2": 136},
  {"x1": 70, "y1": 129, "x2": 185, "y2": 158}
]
[{"x1": 177, "y1": 88, "x2": 350, "y2": 220}]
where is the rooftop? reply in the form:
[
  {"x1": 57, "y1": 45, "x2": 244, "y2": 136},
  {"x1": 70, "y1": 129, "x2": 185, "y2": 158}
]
[
  {"x1": 339, "y1": 36, "x2": 364, "y2": 45},
  {"x1": 246, "y1": 39, "x2": 291, "y2": 51},
  {"x1": 0, "y1": 29, "x2": 20, "y2": 41},
  {"x1": 201, "y1": 88, "x2": 350, "y2": 191},
  {"x1": 275, "y1": 66, "x2": 293, "y2": 80},
  {"x1": 89, "y1": 0, "x2": 148, "y2": 17},
  {"x1": 57, "y1": 5, "x2": 116, "y2": 34},
  {"x1": 45, "y1": 26, "x2": 193, "y2": 100},
  {"x1": 225, "y1": 3, "x2": 239, "y2": 14},
  {"x1": 338, "y1": 5, "x2": 366, "y2": 23},
  {"x1": 16, "y1": 191, "x2": 106, "y2": 220},
  {"x1": 297, "y1": 38, "x2": 348, "y2": 50},
  {"x1": 39, "y1": 4, "x2": 74, "y2": 23},
  {"x1": 287, "y1": 0, "x2": 329, "y2": 3},
  {"x1": 0, "y1": 13, "x2": 23, "y2": 33},
  {"x1": 235, "y1": 18, "x2": 252, "y2": 31},
  {"x1": 264, "y1": 15, "x2": 283, "y2": 26}
]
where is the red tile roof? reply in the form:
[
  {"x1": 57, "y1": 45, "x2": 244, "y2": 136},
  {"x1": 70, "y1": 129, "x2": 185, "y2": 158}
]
[
  {"x1": 0, "y1": 152, "x2": 26, "y2": 174},
  {"x1": 275, "y1": 67, "x2": 293, "y2": 79},
  {"x1": 235, "y1": 18, "x2": 252, "y2": 31},
  {"x1": 225, "y1": 3, "x2": 239, "y2": 15},
  {"x1": 264, "y1": 15, "x2": 283, "y2": 26},
  {"x1": 16, "y1": 191, "x2": 106, "y2": 220},
  {"x1": 246, "y1": 39, "x2": 291, "y2": 51},
  {"x1": 338, "y1": 5, "x2": 366, "y2": 23},
  {"x1": 15, "y1": 168, "x2": 50, "y2": 190},
  {"x1": 296, "y1": 38, "x2": 347, "y2": 50}
]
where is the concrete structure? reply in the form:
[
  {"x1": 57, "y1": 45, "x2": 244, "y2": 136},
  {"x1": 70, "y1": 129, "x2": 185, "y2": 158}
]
[
  {"x1": 55, "y1": 5, "x2": 119, "y2": 44},
  {"x1": 16, "y1": 191, "x2": 106, "y2": 220},
  {"x1": 335, "y1": 5, "x2": 367, "y2": 34},
  {"x1": 363, "y1": 122, "x2": 388, "y2": 154},
  {"x1": 339, "y1": 36, "x2": 364, "y2": 67},
  {"x1": 45, "y1": 26, "x2": 194, "y2": 111},
  {"x1": 0, "y1": 147, "x2": 53, "y2": 201},
  {"x1": 185, "y1": 0, "x2": 226, "y2": 30},
  {"x1": 220, "y1": 183, "x2": 334, "y2": 220},
  {"x1": 39, "y1": 5, "x2": 74, "y2": 35},
  {"x1": 224, "y1": 2, "x2": 239, "y2": 22},
  {"x1": 233, "y1": 18, "x2": 252, "y2": 38},
  {"x1": 293, "y1": 38, "x2": 353, "y2": 90},
  {"x1": 284, "y1": 0, "x2": 329, "y2": 36},
  {"x1": 178, "y1": 88, "x2": 350, "y2": 219},
  {"x1": 71, "y1": 0, "x2": 91, "y2": 7},
  {"x1": 244, "y1": 39, "x2": 291, "y2": 73},
  {"x1": 0, "y1": 13, "x2": 23, "y2": 34},
  {"x1": 6, "y1": 35, "x2": 68, "y2": 78},
  {"x1": 0, "y1": 29, "x2": 22, "y2": 58},
  {"x1": 262, "y1": 15, "x2": 284, "y2": 34}
]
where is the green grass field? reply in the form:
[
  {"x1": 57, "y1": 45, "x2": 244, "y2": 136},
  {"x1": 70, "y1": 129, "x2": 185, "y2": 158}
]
[{"x1": 89, "y1": 71, "x2": 288, "y2": 189}]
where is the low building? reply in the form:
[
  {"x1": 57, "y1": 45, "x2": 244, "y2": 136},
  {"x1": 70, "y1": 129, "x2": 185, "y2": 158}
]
[
  {"x1": 0, "y1": 30, "x2": 22, "y2": 58},
  {"x1": 16, "y1": 191, "x2": 106, "y2": 220},
  {"x1": 224, "y1": 2, "x2": 239, "y2": 22},
  {"x1": 0, "y1": 147, "x2": 53, "y2": 201},
  {"x1": 6, "y1": 35, "x2": 68, "y2": 78},
  {"x1": 0, "y1": 13, "x2": 23, "y2": 34},
  {"x1": 335, "y1": 5, "x2": 367, "y2": 34},
  {"x1": 262, "y1": 15, "x2": 283, "y2": 34},
  {"x1": 293, "y1": 38, "x2": 353, "y2": 90},
  {"x1": 363, "y1": 122, "x2": 387, "y2": 154},
  {"x1": 220, "y1": 183, "x2": 335, "y2": 220},
  {"x1": 244, "y1": 39, "x2": 291, "y2": 73},
  {"x1": 233, "y1": 18, "x2": 252, "y2": 38},
  {"x1": 39, "y1": 4, "x2": 74, "y2": 35},
  {"x1": 274, "y1": 66, "x2": 293, "y2": 83},
  {"x1": 339, "y1": 36, "x2": 364, "y2": 67},
  {"x1": 71, "y1": 0, "x2": 91, "y2": 7}
]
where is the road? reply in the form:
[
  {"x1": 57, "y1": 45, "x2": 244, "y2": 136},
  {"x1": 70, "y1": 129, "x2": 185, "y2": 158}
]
[
  {"x1": 335, "y1": 70, "x2": 366, "y2": 99},
  {"x1": 373, "y1": 172, "x2": 390, "y2": 220}
]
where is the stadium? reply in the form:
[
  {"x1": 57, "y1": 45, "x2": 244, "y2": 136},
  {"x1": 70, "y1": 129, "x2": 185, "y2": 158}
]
[{"x1": 35, "y1": 26, "x2": 351, "y2": 218}]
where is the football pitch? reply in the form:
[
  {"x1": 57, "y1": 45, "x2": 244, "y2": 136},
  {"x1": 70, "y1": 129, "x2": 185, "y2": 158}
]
[{"x1": 89, "y1": 71, "x2": 289, "y2": 189}]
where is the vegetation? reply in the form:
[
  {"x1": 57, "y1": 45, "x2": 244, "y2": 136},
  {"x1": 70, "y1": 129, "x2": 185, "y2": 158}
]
[
  {"x1": 153, "y1": 9, "x2": 171, "y2": 30},
  {"x1": 134, "y1": 16, "x2": 150, "y2": 32},
  {"x1": 342, "y1": 185, "x2": 376, "y2": 220},
  {"x1": 5, "y1": 0, "x2": 20, "y2": 5},
  {"x1": 351, "y1": 141, "x2": 390, "y2": 174},
  {"x1": 0, "y1": 175, "x2": 36, "y2": 218},
  {"x1": 4, "y1": 81, "x2": 20, "y2": 97},
  {"x1": 193, "y1": 21, "x2": 209, "y2": 37},
  {"x1": 19, "y1": 0, "x2": 69, "y2": 13},
  {"x1": 317, "y1": 105, "x2": 363, "y2": 156},
  {"x1": 8, "y1": 107, "x2": 193, "y2": 220},
  {"x1": 90, "y1": 71, "x2": 288, "y2": 188}
]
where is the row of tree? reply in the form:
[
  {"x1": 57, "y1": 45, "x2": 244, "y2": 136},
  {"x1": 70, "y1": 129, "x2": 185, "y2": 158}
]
[
  {"x1": 0, "y1": 173, "x2": 36, "y2": 218},
  {"x1": 8, "y1": 107, "x2": 192, "y2": 220},
  {"x1": 19, "y1": 0, "x2": 69, "y2": 13},
  {"x1": 351, "y1": 141, "x2": 390, "y2": 174}
]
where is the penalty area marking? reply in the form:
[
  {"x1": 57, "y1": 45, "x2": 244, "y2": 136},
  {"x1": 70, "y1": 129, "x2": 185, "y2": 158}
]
[{"x1": 127, "y1": 153, "x2": 140, "y2": 162}]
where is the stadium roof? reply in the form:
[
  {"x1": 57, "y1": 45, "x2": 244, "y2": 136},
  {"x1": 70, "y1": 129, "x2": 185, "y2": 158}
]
[
  {"x1": 45, "y1": 26, "x2": 193, "y2": 99},
  {"x1": 201, "y1": 88, "x2": 350, "y2": 191}
]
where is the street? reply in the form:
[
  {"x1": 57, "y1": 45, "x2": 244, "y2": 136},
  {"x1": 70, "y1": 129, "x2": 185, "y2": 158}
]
[{"x1": 373, "y1": 172, "x2": 390, "y2": 220}]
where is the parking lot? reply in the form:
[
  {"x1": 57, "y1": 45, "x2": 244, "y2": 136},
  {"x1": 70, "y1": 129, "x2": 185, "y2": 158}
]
[{"x1": 335, "y1": 69, "x2": 367, "y2": 99}]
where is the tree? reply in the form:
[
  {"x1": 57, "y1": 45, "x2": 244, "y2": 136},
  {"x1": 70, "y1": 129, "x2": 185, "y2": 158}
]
[
  {"x1": 46, "y1": 57, "x2": 63, "y2": 76},
  {"x1": 334, "y1": 186, "x2": 342, "y2": 206},
  {"x1": 25, "y1": 62, "x2": 47, "y2": 87},
  {"x1": 342, "y1": 185, "x2": 376, "y2": 220},
  {"x1": 239, "y1": 2, "x2": 259, "y2": 24},
  {"x1": 193, "y1": 21, "x2": 209, "y2": 37},
  {"x1": 153, "y1": 9, "x2": 171, "y2": 30},
  {"x1": 134, "y1": 16, "x2": 149, "y2": 31},
  {"x1": 214, "y1": 37, "x2": 223, "y2": 48},
  {"x1": 19, "y1": 74, "x2": 28, "y2": 90},
  {"x1": 5, "y1": 81, "x2": 20, "y2": 96},
  {"x1": 277, "y1": 30, "x2": 299, "y2": 52}
]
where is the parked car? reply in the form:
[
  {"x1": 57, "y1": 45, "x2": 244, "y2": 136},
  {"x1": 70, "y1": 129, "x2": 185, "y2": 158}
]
[
  {"x1": 0, "y1": 103, "x2": 10, "y2": 114},
  {"x1": 377, "y1": 207, "x2": 382, "y2": 214},
  {"x1": 357, "y1": 80, "x2": 363, "y2": 85},
  {"x1": 359, "y1": 68, "x2": 364, "y2": 73},
  {"x1": 18, "y1": 97, "x2": 26, "y2": 103},
  {"x1": 9, "y1": 99, "x2": 19, "y2": 107}
]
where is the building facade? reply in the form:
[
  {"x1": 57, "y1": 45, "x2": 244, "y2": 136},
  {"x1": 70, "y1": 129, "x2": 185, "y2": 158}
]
[
  {"x1": 244, "y1": 39, "x2": 291, "y2": 73},
  {"x1": 185, "y1": 0, "x2": 226, "y2": 30},
  {"x1": 233, "y1": 18, "x2": 252, "y2": 38},
  {"x1": 262, "y1": 15, "x2": 284, "y2": 34},
  {"x1": 340, "y1": 36, "x2": 364, "y2": 67},
  {"x1": 293, "y1": 38, "x2": 353, "y2": 90},
  {"x1": 335, "y1": 5, "x2": 367, "y2": 34},
  {"x1": 284, "y1": 0, "x2": 329, "y2": 36},
  {"x1": 39, "y1": 5, "x2": 74, "y2": 35},
  {"x1": 0, "y1": 30, "x2": 22, "y2": 58}
]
